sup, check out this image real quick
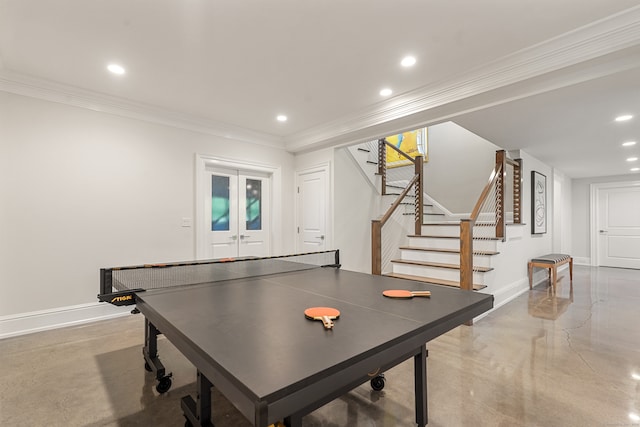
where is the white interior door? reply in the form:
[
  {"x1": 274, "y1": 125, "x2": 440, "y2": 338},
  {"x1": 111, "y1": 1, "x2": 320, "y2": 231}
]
[
  {"x1": 297, "y1": 167, "x2": 329, "y2": 252},
  {"x1": 597, "y1": 184, "x2": 640, "y2": 269},
  {"x1": 208, "y1": 168, "x2": 270, "y2": 259}
]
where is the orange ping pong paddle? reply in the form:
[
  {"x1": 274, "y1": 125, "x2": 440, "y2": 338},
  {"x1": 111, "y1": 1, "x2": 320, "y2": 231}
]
[
  {"x1": 383, "y1": 289, "x2": 431, "y2": 299},
  {"x1": 304, "y1": 307, "x2": 340, "y2": 329}
]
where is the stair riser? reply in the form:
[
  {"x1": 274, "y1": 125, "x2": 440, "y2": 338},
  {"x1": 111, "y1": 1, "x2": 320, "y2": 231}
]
[
  {"x1": 408, "y1": 237, "x2": 498, "y2": 252},
  {"x1": 392, "y1": 263, "x2": 486, "y2": 282},
  {"x1": 399, "y1": 250, "x2": 493, "y2": 268},
  {"x1": 420, "y1": 225, "x2": 459, "y2": 237}
]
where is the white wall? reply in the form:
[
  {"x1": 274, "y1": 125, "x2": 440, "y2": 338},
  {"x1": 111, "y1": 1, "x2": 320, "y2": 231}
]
[
  {"x1": 0, "y1": 92, "x2": 295, "y2": 325},
  {"x1": 426, "y1": 122, "x2": 498, "y2": 213},
  {"x1": 553, "y1": 170, "x2": 573, "y2": 255},
  {"x1": 332, "y1": 147, "x2": 383, "y2": 273}
]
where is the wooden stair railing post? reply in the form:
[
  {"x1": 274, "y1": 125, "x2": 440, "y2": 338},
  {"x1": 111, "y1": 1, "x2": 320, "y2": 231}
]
[
  {"x1": 378, "y1": 139, "x2": 387, "y2": 195},
  {"x1": 460, "y1": 219, "x2": 474, "y2": 291},
  {"x1": 513, "y1": 158, "x2": 522, "y2": 224},
  {"x1": 495, "y1": 151, "x2": 506, "y2": 241},
  {"x1": 460, "y1": 218, "x2": 474, "y2": 325},
  {"x1": 372, "y1": 219, "x2": 382, "y2": 275},
  {"x1": 414, "y1": 154, "x2": 424, "y2": 236}
]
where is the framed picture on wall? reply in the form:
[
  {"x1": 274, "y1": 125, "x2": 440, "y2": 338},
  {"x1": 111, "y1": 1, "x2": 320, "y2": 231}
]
[{"x1": 531, "y1": 171, "x2": 547, "y2": 234}]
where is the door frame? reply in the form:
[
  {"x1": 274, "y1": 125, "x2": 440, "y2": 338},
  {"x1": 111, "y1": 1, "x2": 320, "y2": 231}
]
[
  {"x1": 295, "y1": 162, "x2": 332, "y2": 253},
  {"x1": 589, "y1": 180, "x2": 640, "y2": 266},
  {"x1": 196, "y1": 153, "x2": 281, "y2": 260}
]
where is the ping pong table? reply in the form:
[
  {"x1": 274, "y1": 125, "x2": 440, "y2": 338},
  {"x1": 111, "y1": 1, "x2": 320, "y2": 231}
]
[{"x1": 99, "y1": 250, "x2": 493, "y2": 427}]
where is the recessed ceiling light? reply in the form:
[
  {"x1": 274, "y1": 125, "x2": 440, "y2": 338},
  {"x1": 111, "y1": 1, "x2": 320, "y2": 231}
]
[
  {"x1": 379, "y1": 88, "x2": 392, "y2": 97},
  {"x1": 615, "y1": 114, "x2": 633, "y2": 122},
  {"x1": 107, "y1": 63, "x2": 125, "y2": 75},
  {"x1": 401, "y1": 56, "x2": 416, "y2": 67},
  {"x1": 627, "y1": 157, "x2": 638, "y2": 162},
  {"x1": 633, "y1": 373, "x2": 640, "y2": 380},
  {"x1": 630, "y1": 413, "x2": 640, "y2": 422},
  {"x1": 631, "y1": 167, "x2": 640, "y2": 172},
  {"x1": 276, "y1": 115, "x2": 287, "y2": 122},
  {"x1": 622, "y1": 141, "x2": 637, "y2": 147}
]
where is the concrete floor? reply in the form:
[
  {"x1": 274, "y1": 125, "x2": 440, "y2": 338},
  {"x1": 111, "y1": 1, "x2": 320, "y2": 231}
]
[{"x1": 1, "y1": 265, "x2": 639, "y2": 426}]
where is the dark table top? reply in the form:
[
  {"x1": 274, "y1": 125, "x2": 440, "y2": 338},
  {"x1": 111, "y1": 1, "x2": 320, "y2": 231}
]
[{"x1": 136, "y1": 267, "x2": 493, "y2": 405}]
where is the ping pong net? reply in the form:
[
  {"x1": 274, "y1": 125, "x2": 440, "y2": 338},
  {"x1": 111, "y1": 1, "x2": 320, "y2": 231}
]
[{"x1": 98, "y1": 250, "x2": 340, "y2": 306}]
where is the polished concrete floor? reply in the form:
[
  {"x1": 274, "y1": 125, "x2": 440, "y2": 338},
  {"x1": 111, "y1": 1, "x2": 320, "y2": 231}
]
[{"x1": 1, "y1": 265, "x2": 639, "y2": 426}]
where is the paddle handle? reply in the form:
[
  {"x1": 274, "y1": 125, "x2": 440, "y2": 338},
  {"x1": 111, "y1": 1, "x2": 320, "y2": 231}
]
[
  {"x1": 411, "y1": 291, "x2": 431, "y2": 297},
  {"x1": 320, "y1": 316, "x2": 335, "y2": 329}
]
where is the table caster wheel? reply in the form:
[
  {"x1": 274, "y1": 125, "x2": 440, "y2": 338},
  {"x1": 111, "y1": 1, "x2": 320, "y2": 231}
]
[
  {"x1": 156, "y1": 376, "x2": 172, "y2": 393},
  {"x1": 370, "y1": 374, "x2": 385, "y2": 391}
]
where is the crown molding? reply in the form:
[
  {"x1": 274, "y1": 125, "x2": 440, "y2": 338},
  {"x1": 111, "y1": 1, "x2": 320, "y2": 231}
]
[
  {"x1": 285, "y1": 5, "x2": 640, "y2": 152},
  {"x1": 0, "y1": 70, "x2": 285, "y2": 150},
  {"x1": 2, "y1": 6, "x2": 640, "y2": 154}
]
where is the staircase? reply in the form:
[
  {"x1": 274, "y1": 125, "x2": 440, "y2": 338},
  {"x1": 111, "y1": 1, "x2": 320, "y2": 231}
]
[
  {"x1": 348, "y1": 139, "x2": 518, "y2": 292},
  {"x1": 386, "y1": 223, "x2": 498, "y2": 290}
]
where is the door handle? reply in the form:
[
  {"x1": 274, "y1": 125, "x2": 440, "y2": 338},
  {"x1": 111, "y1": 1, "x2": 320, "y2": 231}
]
[
  {"x1": 240, "y1": 234, "x2": 251, "y2": 239},
  {"x1": 315, "y1": 235, "x2": 325, "y2": 240},
  {"x1": 230, "y1": 235, "x2": 238, "y2": 240},
  {"x1": 599, "y1": 230, "x2": 608, "y2": 233}
]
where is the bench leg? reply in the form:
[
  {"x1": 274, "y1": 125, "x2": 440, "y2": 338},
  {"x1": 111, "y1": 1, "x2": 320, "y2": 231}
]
[
  {"x1": 528, "y1": 262, "x2": 533, "y2": 289},
  {"x1": 569, "y1": 258, "x2": 573, "y2": 281}
]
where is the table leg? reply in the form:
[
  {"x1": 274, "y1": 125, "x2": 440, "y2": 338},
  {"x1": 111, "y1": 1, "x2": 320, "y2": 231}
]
[
  {"x1": 181, "y1": 370, "x2": 213, "y2": 427},
  {"x1": 414, "y1": 346, "x2": 428, "y2": 426},
  {"x1": 284, "y1": 413, "x2": 303, "y2": 427},
  {"x1": 143, "y1": 318, "x2": 169, "y2": 383}
]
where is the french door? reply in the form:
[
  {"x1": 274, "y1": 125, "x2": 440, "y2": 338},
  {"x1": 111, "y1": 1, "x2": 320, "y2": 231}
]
[{"x1": 206, "y1": 167, "x2": 270, "y2": 259}]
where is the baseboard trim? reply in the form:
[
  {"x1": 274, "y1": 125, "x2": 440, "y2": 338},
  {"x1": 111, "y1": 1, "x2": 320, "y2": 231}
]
[
  {"x1": 473, "y1": 277, "x2": 530, "y2": 322},
  {"x1": 493, "y1": 278, "x2": 530, "y2": 309},
  {"x1": 574, "y1": 256, "x2": 590, "y2": 266},
  {"x1": 0, "y1": 302, "x2": 130, "y2": 340}
]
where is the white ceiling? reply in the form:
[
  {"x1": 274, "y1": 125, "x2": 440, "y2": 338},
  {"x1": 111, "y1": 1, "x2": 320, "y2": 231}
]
[{"x1": 1, "y1": 0, "x2": 640, "y2": 178}]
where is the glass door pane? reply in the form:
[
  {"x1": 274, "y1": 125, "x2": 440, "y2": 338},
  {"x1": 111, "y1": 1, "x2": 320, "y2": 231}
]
[
  {"x1": 245, "y1": 178, "x2": 262, "y2": 230},
  {"x1": 212, "y1": 175, "x2": 230, "y2": 231}
]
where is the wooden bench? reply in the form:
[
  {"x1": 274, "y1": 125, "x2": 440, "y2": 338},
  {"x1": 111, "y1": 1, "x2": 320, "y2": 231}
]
[{"x1": 528, "y1": 254, "x2": 573, "y2": 291}]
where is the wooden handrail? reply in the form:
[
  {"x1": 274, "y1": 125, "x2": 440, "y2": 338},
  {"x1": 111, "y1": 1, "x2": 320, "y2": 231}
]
[
  {"x1": 372, "y1": 174, "x2": 420, "y2": 275},
  {"x1": 384, "y1": 139, "x2": 416, "y2": 163},
  {"x1": 379, "y1": 174, "x2": 419, "y2": 226},
  {"x1": 470, "y1": 165, "x2": 501, "y2": 221},
  {"x1": 460, "y1": 150, "x2": 522, "y2": 306}
]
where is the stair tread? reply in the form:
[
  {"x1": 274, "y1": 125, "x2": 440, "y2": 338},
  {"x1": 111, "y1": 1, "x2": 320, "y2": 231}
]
[
  {"x1": 421, "y1": 222, "x2": 521, "y2": 226},
  {"x1": 391, "y1": 259, "x2": 493, "y2": 272},
  {"x1": 385, "y1": 273, "x2": 487, "y2": 291},
  {"x1": 408, "y1": 234, "x2": 501, "y2": 241},
  {"x1": 399, "y1": 202, "x2": 434, "y2": 207},
  {"x1": 404, "y1": 212, "x2": 445, "y2": 216},
  {"x1": 399, "y1": 246, "x2": 499, "y2": 256}
]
